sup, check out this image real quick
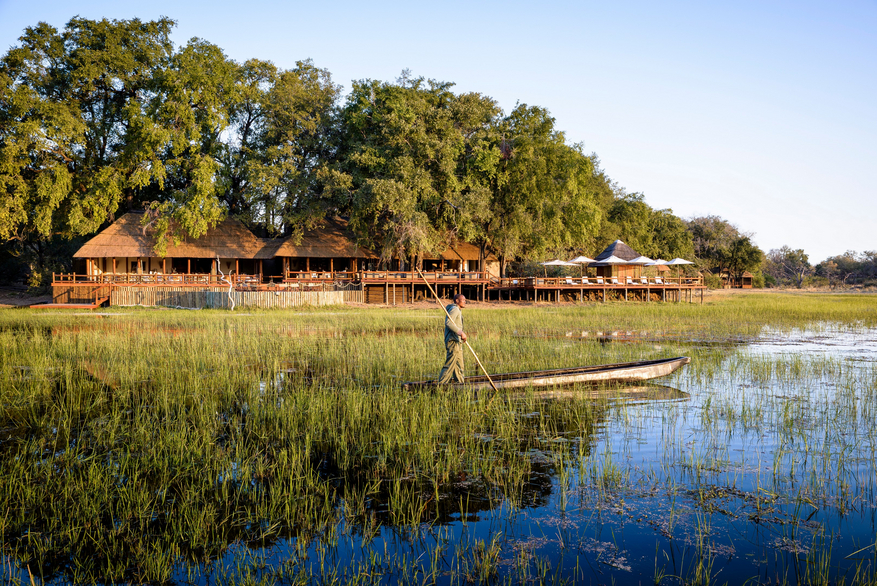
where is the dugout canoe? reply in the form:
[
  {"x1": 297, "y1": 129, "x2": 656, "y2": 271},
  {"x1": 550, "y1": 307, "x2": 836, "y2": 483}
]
[{"x1": 402, "y1": 356, "x2": 690, "y2": 391}]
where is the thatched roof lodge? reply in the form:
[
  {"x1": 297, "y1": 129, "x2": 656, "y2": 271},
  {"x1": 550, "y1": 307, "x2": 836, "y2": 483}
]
[
  {"x1": 74, "y1": 212, "x2": 277, "y2": 277},
  {"x1": 274, "y1": 217, "x2": 377, "y2": 276},
  {"x1": 70, "y1": 212, "x2": 499, "y2": 282}
]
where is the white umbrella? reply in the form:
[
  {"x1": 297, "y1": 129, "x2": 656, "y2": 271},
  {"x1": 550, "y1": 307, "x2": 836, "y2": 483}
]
[
  {"x1": 627, "y1": 256, "x2": 653, "y2": 278},
  {"x1": 539, "y1": 259, "x2": 576, "y2": 277},
  {"x1": 591, "y1": 255, "x2": 629, "y2": 282},
  {"x1": 665, "y1": 258, "x2": 695, "y2": 283},
  {"x1": 591, "y1": 254, "x2": 628, "y2": 265},
  {"x1": 645, "y1": 259, "x2": 668, "y2": 266},
  {"x1": 539, "y1": 259, "x2": 577, "y2": 266},
  {"x1": 568, "y1": 255, "x2": 595, "y2": 276}
]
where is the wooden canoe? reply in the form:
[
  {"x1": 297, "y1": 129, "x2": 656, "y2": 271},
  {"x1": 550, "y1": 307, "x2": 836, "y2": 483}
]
[{"x1": 402, "y1": 356, "x2": 690, "y2": 391}]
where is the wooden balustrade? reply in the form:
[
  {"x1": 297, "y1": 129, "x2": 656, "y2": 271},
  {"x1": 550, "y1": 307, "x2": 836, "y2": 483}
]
[
  {"x1": 56, "y1": 271, "x2": 702, "y2": 289},
  {"x1": 285, "y1": 270, "x2": 487, "y2": 282},
  {"x1": 494, "y1": 275, "x2": 704, "y2": 288}
]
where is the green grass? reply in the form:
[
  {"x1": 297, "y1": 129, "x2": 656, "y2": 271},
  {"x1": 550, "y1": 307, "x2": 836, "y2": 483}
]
[{"x1": 0, "y1": 292, "x2": 875, "y2": 584}]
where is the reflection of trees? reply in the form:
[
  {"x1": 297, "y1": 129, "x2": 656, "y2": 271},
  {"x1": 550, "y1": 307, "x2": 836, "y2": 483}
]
[{"x1": 0, "y1": 373, "x2": 687, "y2": 584}]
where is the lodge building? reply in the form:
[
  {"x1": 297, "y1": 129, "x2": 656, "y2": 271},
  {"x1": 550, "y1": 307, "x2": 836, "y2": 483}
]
[{"x1": 48, "y1": 213, "x2": 704, "y2": 308}]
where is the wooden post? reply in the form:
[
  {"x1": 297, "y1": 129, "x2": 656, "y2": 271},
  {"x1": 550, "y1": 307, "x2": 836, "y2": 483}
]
[
  {"x1": 188, "y1": 258, "x2": 191, "y2": 274},
  {"x1": 112, "y1": 257, "x2": 116, "y2": 275},
  {"x1": 163, "y1": 258, "x2": 167, "y2": 274},
  {"x1": 330, "y1": 258, "x2": 334, "y2": 274},
  {"x1": 235, "y1": 259, "x2": 239, "y2": 276},
  {"x1": 306, "y1": 257, "x2": 310, "y2": 272}
]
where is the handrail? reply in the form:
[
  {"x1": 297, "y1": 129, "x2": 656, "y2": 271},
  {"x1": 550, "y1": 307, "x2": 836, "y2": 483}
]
[
  {"x1": 493, "y1": 276, "x2": 704, "y2": 288},
  {"x1": 53, "y1": 271, "x2": 704, "y2": 289}
]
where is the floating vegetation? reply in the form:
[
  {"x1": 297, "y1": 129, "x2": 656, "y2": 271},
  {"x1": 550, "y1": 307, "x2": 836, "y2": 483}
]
[{"x1": 1, "y1": 292, "x2": 876, "y2": 584}]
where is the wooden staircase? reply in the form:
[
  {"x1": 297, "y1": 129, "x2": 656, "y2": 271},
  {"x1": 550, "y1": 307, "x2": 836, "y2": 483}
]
[
  {"x1": 33, "y1": 284, "x2": 113, "y2": 309},
  {"x1": 32, "y1": 296, "x2": 110, "y2": 309}
]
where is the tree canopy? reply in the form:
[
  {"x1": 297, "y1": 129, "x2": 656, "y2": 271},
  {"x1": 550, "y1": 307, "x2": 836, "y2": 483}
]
[{"x1": 2, "y1": 16, "x2": 776, "y2": 286}]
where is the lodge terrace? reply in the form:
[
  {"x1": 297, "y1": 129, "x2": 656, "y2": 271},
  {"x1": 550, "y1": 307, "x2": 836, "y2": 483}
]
[{"x1": 47, "y1": 212, "x2": 704, "y2": 309}]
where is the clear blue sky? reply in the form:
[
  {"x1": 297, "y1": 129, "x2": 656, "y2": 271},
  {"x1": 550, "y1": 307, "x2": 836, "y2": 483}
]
[{"x1": 3, "y1": 0, "x2": 875, "y2": 262}]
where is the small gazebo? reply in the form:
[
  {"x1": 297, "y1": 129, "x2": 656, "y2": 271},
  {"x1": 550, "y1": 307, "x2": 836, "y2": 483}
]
[{"x1": 591, "y1": 240, "x2": 641, "y2": 280}]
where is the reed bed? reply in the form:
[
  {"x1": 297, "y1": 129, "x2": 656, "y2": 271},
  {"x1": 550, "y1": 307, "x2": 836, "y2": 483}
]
[{"x1": 0, "y1": 292, "x2": 875, "y2": 584}]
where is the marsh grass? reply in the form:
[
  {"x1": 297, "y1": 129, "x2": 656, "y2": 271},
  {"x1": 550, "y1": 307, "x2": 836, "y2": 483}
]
[{"x1": 0, "y1": 292, "x2": 876, "y2": 583}]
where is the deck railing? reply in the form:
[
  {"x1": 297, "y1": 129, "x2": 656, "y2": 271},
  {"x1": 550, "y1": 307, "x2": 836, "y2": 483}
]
[
  {"x1": 53, "y1": 273, "x2": 263, "y2": 286},
  {"x1": 285, "y1": 270, "x2": 487, "y2": 282},
  {"x1": 494, "y1": 276, "x2": 704, "y2": 288},
  {"x1": 56, "y1": 272, "x2": 703, "y2": 289}
]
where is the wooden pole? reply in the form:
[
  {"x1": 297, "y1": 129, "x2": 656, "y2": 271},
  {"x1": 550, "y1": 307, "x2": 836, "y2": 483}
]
[{"x1": 416, "y1": 268, "x2": 498, "y2": 393}]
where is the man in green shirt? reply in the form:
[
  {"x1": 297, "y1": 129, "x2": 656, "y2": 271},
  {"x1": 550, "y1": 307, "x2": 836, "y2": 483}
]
[{"x1": 438, "y1": 293, "x2": 467, "y2": 383}]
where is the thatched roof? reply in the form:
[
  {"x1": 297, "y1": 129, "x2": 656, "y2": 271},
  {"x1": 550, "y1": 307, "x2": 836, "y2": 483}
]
[
  {"x1": 74, "y1": 212, "x2": 276, "y2": 259},
  {"x1": 594, "y1": 240, "x2": 640, "y2": 262},
  {"x1": 434, "y1": 242, "x2": 497, "y2": 262},
  {"x1": 274, "y1": 217, "x2": 377, "y2": 259}
]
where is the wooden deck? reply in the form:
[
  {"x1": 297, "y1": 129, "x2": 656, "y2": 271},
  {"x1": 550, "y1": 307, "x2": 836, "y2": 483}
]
[{"x1": 50, "y1": 271, "x2": 705, "y2": 306}]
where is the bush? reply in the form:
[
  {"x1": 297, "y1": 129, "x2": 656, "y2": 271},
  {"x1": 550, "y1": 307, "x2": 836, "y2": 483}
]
[{"x1": 703, "y1": 272, "x2": 722, "y2": 289}]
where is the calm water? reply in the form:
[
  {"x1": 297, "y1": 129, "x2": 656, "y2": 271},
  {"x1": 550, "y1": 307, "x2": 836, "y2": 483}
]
[
  {"x1": 4, "y1": 325, "x2": 876, "y2": 584},
  {"x1": 172, "y1": 326, "x2": 877, "y2": 584}
]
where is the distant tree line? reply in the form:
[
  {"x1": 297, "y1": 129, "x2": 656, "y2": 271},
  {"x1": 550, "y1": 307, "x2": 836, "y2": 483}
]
[
  {"x1": 2, "y1": 16, "x2": 827, "y2": 290},
  {"x1": 762, "y1": 247, "x2": 877, "y2": 289}
]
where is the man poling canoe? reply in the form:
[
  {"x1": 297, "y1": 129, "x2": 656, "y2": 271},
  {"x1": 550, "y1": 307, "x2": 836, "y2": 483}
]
[
  {"x1": 415, "y1": 269, "x2": 499, "y2": 392},
  {"x1": 438, "y1": 293, "x2": 467, "y2": 384}
]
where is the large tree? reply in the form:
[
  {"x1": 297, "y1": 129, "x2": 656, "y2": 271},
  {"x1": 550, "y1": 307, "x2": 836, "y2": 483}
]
[
  {"x1": 0, "y1": 17, "x2": 249, "y2": 262},
  {"x1": 213, "y1": 59, "x2": 341, "y2": 237},
  {"x1": 687, "y1": 215, "x2": 763, "y2": 282},
  {"x1": 327, "y1": 75, "x2": 501, "y2": 263},
  {"x1": 0, "y1": 18, "x2": 176, "y2": 241},
  {"x1": 763, "y1": 246, "x2": 811, "y2": 288},
  {"x1": 486, "y1": 104, "x2": 601, "y2": 272},
  {"x1": 600, "y1": 192, "x2": 693, "y2": 260}
]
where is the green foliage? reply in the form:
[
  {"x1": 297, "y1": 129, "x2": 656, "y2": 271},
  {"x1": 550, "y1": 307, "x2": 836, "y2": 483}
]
[
  {"x1": 330, "y1": 75, "x2": 502, "y2": 262},
  {"x1": 2, "y1": 17, "x2": 778, "y2": 284},
  {"x1": 601, "y1": 192, "x2": 693, "y2": 260},
  {"x1": 816, "y1": 250, "x2": 877, "y2": 288},
  {"x1": 687, "y1": 216, "x2": 763, "y2": 280},
  {"x1": 0, "y1": 17, "x2": 177, "y2": 240},
  {"x1": 763, "y1": 246, "x2": 812, "y2": 288},
  {"x1": 488, "y1": 105, "x2": 600, "y2": 265}
]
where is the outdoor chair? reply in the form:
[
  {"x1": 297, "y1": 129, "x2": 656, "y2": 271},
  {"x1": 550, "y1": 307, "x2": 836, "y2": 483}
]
[
  {"x1": 582, "y1": 277, "x2": 590, "y2": 285},
  {"x1": 625, "y1": 276, "x2": 633, "y2": 285},
  {"x1": 640, "y1": 276, "x2": 648, "y2": 285},
  {"x1": 654, "y1": 277, "x2": 663, "y2": 285},
  {"x1": 595, "y1": 277, "x2": 604, "y2": 285},
  {"x1": 610, "y1": 277, "x2": 619, "y2": 285},
  {"x1": 565, "y1": 277, "x2": 575, "y2": 285}
]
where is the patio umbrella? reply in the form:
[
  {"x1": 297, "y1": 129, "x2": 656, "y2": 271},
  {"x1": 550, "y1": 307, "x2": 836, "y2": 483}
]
[
  {"x1": 591, "y1": 254, "x2": 628, "y2": 265},
  {"x1": 539, "y1": 259, "x2": 577, "y2": 276},
  {"x1": 665, "y1": 258, "x2": 695, "y2": 283},
  {"x1": 627, "y1": 255, "x2": 654, "y2": 278},
  {"x1": 568, "y1": 255, "x2": 596, "y2": 276},
  {"x1": 591, "y1": 254, "x2": 629, "y2": 282}
]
